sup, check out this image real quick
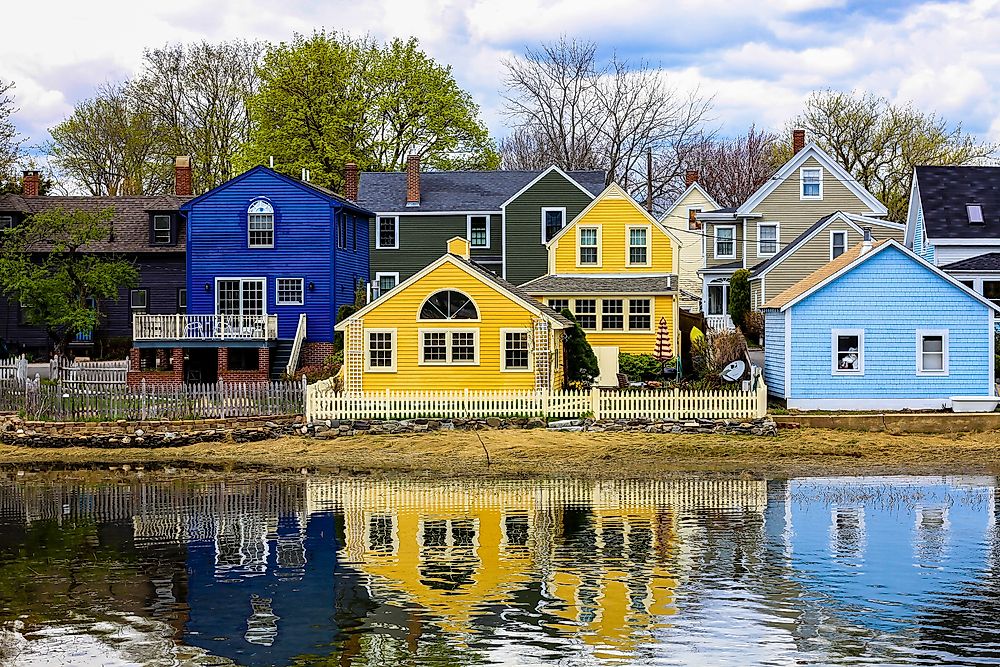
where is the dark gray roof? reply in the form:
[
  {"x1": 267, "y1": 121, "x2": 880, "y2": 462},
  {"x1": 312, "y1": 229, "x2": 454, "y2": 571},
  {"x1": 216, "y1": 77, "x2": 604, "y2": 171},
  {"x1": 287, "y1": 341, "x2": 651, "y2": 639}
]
[
  {"x1": 940, "y1": 252, "x2": 1000, "y2": 272},
  {"x1": 915, "y1": 166, "x2": 1000, "y2": 240},
  {"x1": 0, "y1": 194, "x2": 190, "y2": 253},
  {"x1": 520, "y1": 275, "x2": 677, "y2": 294},
  {"x1": 750, "y1": 213, "x2": 837, "y2": 276},
  {"x1": 704, "y1": 207, "x2": 737, "y2": 214},
  {"x1": 700, "y1": 260, "x2": 743, "y2": 272},
  {"x1": 459, "y1": 256, "x2": 573, "y2": 326},
  {"x1": 357, "y1": 169, "x2": 606, "y2": 213}
]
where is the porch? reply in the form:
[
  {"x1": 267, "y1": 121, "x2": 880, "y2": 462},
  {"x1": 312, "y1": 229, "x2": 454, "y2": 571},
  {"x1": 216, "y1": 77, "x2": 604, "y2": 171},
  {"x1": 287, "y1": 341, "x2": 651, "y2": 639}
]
[{"x1": 132, "y1": 314, "x2": 279, "y2": 343}]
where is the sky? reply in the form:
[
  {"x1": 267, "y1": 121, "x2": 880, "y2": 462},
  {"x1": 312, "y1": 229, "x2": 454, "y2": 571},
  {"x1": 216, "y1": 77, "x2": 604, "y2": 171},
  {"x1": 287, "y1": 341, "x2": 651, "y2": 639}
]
[{"x1": 4, "y1": 0, "x2": 1000, "y2": 151}]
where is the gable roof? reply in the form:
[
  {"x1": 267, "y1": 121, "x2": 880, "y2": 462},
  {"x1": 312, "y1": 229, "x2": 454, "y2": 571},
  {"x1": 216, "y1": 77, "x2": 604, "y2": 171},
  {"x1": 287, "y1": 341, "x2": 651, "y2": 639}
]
[
  {"x1": 913, "y1": 166, "x2": 1000, "y2": 241},
  {"x1": 762, "y1": 239, "x2": 1000, "y2": 313},
  {"x1": 336, "y1": 252, "x2": 572, "y2": 331},
  {"x1": 357, "y1": 168, "x2": 606, "y2": 213},
  {"x1": 659, "y1": 181, "x2": 720, "y2": 222},
  {"x1": 736, "y1": 143, "x2": 888, "y2": 217},
  {"x1": 0, "y1": 193, "x2": 191, "y2": 253},
  {"x1": 750, "y1": 211, "x2": 904, "y2": 279},
  {"x1": 181, "y1": 166, "x2": 374, "y2": 216},
  {"x1": 546, "y1": 183, "x2": 682, "y2": 249}
]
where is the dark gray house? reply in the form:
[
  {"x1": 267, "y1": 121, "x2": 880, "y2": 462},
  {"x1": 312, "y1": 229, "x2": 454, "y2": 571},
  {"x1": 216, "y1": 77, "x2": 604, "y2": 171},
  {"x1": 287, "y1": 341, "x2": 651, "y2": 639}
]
[
  {"x1": 0, "y1": 162, "x2": 192, "y2": 359},
  {"x1": 352, "y1": 156, "x2": 606, "y2": 293}
]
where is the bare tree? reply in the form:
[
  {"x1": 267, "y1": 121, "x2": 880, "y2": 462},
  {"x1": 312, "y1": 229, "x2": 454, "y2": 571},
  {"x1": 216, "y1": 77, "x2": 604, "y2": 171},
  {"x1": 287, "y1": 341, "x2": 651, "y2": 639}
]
[
  {"x1": 0, "y1": 79, "x2": 22, "y2": 185},
  {"x1": 684, "y1": 125, "x2": 783, "y2": 208},
  {"x1": 499, "y1": 126, "x2": 559, "y2": 170}
]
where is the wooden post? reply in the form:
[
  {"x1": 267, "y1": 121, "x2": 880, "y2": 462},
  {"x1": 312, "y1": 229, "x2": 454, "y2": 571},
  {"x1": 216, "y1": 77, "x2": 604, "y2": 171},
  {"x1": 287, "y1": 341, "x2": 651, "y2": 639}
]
[
  {"x1": 590, "y1": 386, "x2": 600, "y2": 420},
  {"x1": 140, "y1": 379, "x2": 147, "y2": 421}
]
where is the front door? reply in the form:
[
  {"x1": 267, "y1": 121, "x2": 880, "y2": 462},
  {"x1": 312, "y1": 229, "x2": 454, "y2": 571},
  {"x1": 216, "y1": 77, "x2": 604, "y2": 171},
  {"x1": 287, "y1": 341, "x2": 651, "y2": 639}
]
[
  {"x1": 217, "y1": 279, "x2": 265, "y2": 317},
  {"x1": 593, "y1": 345, "x2": 620, "y2": 387}
]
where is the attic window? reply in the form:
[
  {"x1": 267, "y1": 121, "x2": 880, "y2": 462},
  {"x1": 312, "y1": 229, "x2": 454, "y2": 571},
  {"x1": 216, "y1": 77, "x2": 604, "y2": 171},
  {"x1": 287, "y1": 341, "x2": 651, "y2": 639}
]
[{"x1": 967, "y1": 204, "x2": 984, "y2": 225}]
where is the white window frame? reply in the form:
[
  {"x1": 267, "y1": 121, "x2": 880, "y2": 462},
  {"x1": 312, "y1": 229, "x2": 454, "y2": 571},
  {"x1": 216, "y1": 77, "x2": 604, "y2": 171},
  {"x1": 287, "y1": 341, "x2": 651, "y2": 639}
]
[
  {"x1": 467, "y1": 215, "x2": 490, "y2": 249},
  {"x1": 374, "y1": 272, "x2": 399, "y2": 298},
  {"x1": 541, "y1": 207, "x2": 567, "y2": 244},
  {"x1": 626, "y1": 224, "x2": 652, "y2": 267},
  {"x1": 275, "y1": 277, "x2": 304, "y2": 306},
  {"x1": 830, "y1": 230, "x2": 848, "y2": 260},
  {"x1": 714, "y1": 225, "x2": 736, "y2": 260},
  {"x1": 546, "y1": 298, "x2": 571, "y2": 314},
  {"x1": 627, "y1": 298, "x2": 653, "y2": 332},
  {"x1": 364, "y1": 328, "x2": 397, "y2": 372},
  {"x1": 416, "y1": 289, "x2": 481, "y2": 323},
  {"x1": 215, "y1": 277, "x2": 267, "y2": 317},
  {"x1": 800, "y1": 166, "x2": 823, "y2": 200},
  {"x1": 756, "y1": 222, "x2": 779, "y2": 258},
  {"x1": 177, "y1": 287, "x2": 187, "y2": 313},
  {"x1": 247, "y1": 200, "x2": 275, "y2": 249},
  {"x1": 418, "y1": 328, "x2": 479, "y2": 366},
  {"x1": 152, "y1": 214, "x2": 172, "y2": 245},
  {"x1": 500, "y1": 328, "x2": 532, "y2": 372},
  {"x1": 376, "y1": 216, "x2": 399, "y2": 250},
  {"x1": 686, "y1": 207, "x2": 703, "y2": 231},
  {"x1": 577, "y1": 225, "x2": 602, "y2": 268},
  {"x1": 916, "y1": 328, "x2": 949, "y2": 376},
  {"x1": 831, "y1": 328, "x2": 864, "y2": 376},
  {"x1": 130, "y1": 288, "x2": 148, "y2": 312}
]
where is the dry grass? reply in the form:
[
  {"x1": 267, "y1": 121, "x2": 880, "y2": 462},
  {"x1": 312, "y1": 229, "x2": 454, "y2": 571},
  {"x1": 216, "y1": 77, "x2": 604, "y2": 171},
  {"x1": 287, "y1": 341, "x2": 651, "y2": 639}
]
[{"x1": 1, "y1": 428, "x2": 999, "y2": 479}]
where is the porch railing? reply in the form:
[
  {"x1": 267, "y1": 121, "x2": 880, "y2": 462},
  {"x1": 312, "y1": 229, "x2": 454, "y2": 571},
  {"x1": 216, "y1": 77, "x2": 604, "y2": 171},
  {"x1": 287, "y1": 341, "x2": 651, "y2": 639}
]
[
  {"x1": 286, "y1": 313, "x2": 307, "y2": 376},
  {"x1": 706, "y1": 314, "x2": 735, "y2": 331},
  {"x1": 133, "y1": 314, "x2": 279, "y2": 341}
]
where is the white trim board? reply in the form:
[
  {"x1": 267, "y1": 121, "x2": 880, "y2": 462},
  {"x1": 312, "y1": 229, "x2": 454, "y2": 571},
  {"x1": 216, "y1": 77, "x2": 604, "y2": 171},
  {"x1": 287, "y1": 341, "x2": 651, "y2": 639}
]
[{"x1": 787, "y1": 398, "x2": 954, "y2": 411}]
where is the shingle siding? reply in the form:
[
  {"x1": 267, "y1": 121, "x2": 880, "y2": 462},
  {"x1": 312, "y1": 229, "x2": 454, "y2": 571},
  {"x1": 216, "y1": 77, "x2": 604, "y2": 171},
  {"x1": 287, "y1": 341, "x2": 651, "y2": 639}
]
[{"x1": 763, "y1": 309, "x2": 785, "y2": 398}]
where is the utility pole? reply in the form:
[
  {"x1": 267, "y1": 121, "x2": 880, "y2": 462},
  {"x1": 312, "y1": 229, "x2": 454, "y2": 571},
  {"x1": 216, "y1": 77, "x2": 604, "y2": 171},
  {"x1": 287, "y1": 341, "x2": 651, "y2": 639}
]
[{"x1": 646, "y1": 147, "x2": 653, "y2": 214}]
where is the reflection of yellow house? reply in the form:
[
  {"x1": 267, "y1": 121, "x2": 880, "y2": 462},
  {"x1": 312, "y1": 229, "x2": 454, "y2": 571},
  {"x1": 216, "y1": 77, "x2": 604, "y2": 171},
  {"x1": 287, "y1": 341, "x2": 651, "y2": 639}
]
[
  {"x1": 523, "y1": 184, "x2": 681, "y2": 385},
  {"x1": 336, "y1": 237, "x2": 571, "y2": 392}
]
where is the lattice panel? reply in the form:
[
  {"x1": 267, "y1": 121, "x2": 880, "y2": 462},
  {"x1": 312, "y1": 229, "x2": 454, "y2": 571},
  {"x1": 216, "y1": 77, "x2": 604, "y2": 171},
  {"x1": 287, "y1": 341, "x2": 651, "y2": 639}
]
[
  {"x1": 345, "y1": 319, "x2": 365, "y2": 393},
  {"x1": 533, "y1": 319, "x2": 551, "y2": 393}
]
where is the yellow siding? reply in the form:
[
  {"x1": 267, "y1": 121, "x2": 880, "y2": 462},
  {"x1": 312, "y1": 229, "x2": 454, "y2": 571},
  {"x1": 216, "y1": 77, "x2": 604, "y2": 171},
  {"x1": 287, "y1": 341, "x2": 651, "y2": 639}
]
[
  {"x1": 552, "y1": 195, "x2": 675, "y2": 275},
  {"x1": 351, "y1": 261, "x2": 557, "y2": 391}
]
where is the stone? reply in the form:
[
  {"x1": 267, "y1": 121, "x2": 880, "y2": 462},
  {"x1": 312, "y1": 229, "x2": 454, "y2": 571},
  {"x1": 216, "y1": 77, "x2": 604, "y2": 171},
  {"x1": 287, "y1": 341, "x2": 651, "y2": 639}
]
[
  {"x1": 134, "y1": 428, "x2": 144, "y2": 437},
  {"x1": 526, "y1": 418, "x2": 545, "y2": 429},
  {"x1": 354, "y1": 421, "x2": 370, "y2": 430},
  {"x1": 486, "y1": 417, "x2": 502, "y2": 428},
  {"x1": 314, "y1": 425, "x2": 329, "y2": 434},
  {"x1": 549, "y1": 419, "x2": 583, "y2": 428},
  {"x1": 548, "y1": 425, "x2": 584, "y2": 432}
]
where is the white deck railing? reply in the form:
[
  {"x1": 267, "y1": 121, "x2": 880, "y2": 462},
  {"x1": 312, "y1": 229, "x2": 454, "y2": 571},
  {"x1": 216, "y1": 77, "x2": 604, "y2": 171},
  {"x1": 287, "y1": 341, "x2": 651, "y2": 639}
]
[
  {"x1": 706, "y1": 314, "x2": 735, "y2": 331},
  {"x1": 133, "y1": 314, "x2": 279, "y2": 341},
  {"x1": 286, "y1": 313, "x2": 307, "y2": 376}
]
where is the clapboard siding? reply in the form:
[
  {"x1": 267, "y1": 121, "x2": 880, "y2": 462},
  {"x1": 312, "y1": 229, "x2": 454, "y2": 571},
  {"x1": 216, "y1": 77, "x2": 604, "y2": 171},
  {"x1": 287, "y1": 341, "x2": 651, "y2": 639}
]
[
  {"x1": 504, "y1": 170, "x2": 595, "y2": 285},
  {"x1": 370, "y1": 213, "x2": 502, "y2": 282},
  {"x1": 763, "y1": 309, "x2": 785, "y2": 398},
  {"x1": 660, "y1": 186, "x2": 715, "y2": 310},
  {"x1": 703, "y1": 220, "x2": 744, "y2": 268},
  {"x1": 788, "y1": 245, "x2": 993, "y2": 400}
]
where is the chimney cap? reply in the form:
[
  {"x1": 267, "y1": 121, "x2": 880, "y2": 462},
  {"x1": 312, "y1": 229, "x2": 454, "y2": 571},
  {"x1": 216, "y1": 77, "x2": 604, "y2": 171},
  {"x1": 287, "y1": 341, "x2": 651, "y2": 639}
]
[{"x1": 175, "y1": 156, "x2": 191, "y2": 168}]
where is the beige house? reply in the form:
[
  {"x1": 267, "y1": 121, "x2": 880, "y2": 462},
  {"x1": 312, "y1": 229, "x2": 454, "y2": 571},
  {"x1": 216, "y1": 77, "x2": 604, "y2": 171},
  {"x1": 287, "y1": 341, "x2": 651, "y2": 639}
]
[
  {"x1": 660, "y1": 170, "x2": 720, "y2": 312},
  {"x1": 697, "y1": 130, "x2": 890, "y2": 329}
]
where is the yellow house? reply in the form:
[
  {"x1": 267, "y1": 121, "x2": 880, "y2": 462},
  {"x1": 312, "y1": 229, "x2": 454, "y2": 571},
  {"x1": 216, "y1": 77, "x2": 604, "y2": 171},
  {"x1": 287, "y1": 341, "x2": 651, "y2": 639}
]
[
  {"x1": 522, "y1": 184, "x2": 681, "y2": 385},
  {"x1": 335, "y1": 237, "x2": 571, "y2": 392}
]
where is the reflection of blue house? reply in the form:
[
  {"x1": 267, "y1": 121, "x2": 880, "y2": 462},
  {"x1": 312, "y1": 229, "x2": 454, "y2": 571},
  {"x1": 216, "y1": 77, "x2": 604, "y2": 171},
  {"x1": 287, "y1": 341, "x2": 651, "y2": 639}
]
[{"x1": 184, "y1": 511, "x2": 375, "y2": 666}]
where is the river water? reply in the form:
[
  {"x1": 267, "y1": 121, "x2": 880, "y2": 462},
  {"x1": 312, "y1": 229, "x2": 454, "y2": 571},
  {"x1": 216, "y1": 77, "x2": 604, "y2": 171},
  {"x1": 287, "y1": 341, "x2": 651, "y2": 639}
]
[{"x1": 0, "y1": 473, "x2": 998, "y2": 666}]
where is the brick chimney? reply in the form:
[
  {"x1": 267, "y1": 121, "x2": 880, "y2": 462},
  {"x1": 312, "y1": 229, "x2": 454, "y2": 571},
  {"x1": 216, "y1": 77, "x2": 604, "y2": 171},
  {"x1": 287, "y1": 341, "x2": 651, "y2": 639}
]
[
  {"x1": 344, "y1": 162, "x2": 359, "y2": 201},
  {"x1": 406, "y1": 154, "x2": 420, "y2": 207},
  {"x1": 685, "y1": 169, "x2": 699, "y2": 188},
  {"x1": 174, "y1": 156, "x2": 192, "y2": 197},
  {"x1": 792, "y1": 129, "x2": 806, "y2": 155},
  {"x1": 21, "y1": 171, "x2": 40, "y2": 197}
]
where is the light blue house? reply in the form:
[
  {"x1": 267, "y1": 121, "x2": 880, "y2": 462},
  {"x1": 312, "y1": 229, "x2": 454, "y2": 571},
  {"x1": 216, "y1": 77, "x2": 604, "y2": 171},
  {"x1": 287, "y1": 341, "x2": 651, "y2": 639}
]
[{"x1": 762, "y1": 238, "x2": 999, "y2": 410}]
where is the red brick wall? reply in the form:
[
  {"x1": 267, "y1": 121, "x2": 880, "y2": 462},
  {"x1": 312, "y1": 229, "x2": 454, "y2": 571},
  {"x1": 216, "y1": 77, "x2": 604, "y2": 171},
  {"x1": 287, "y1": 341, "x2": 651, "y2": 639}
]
[
  {"x1": 217, "y1": 347, "x2": 270, "y2": 383},
  {"x1": 301, "y1": 342, "x2": 337, "y2": 367},
  {"x1": 406, "y1": 154, "x2": 420, "y2": 204},
  {"x1": 174, "y1": 156, "x2": 192, "y2": 196},
  {"x1": 127, "y1": 348, "x2": 184, "y2": 388}
]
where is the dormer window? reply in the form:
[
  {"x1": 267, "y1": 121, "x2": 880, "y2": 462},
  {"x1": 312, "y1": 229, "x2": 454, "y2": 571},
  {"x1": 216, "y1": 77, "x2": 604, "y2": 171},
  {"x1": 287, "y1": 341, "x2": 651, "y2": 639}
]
[
  {"x1": 151, "y1": 214, "x2": 172, "y2": 244},
  {"x1": 800, "y1": 167, "x2": 822, "y2": 199},
  {"x1": 0, "y1": 215, "x2": 13, "y2": 229},
  {"x1": 967, "y1": 204, "x2": 984, "y2": 225},
  {"x1": 248, "y1": 200, "x2": 274, "y2": 248}
]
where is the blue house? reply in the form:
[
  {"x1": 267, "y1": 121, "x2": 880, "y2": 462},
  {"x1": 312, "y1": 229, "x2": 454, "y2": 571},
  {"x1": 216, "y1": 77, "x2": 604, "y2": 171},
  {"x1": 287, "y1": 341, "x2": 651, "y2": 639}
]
[
  {"x1": 762, "y1": 238, "x2": 999, "y2": 410},
  {"x1": 128, "y1": 166, "x2": 373, "y2": 385}
]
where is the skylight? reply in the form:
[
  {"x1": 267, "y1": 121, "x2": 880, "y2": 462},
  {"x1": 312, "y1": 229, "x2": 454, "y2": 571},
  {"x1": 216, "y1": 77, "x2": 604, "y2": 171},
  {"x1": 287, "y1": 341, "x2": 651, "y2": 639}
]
[{"x1": 967, "y1": 204, "x2": 984, "y2": 224}]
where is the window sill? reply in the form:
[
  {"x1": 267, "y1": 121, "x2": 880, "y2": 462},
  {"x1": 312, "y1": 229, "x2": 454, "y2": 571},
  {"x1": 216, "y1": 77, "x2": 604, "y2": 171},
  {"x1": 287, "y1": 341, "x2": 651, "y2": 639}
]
[
  {"x1": 500, "y1": 367, "x2": 533, "y2": 373},
  {"x1": 276, "y1": 301, "x2": 304, "y2": 307},
  {"x1": 365, "y1": 367, "x2": 397, "y2": 373},
  {"x1": 831, "y1": 371, "x2": 864, "y2": 377},
  {"x1": 417, "y1": 361, "x2": 480, "y2": 367}
]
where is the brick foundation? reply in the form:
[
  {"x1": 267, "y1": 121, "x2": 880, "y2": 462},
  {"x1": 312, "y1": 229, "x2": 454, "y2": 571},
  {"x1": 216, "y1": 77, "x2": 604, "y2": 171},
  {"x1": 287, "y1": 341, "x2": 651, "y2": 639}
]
[
  {"x1": 127, "y1": 348, "x2": 184, "y2": 388},
  {"x1": 301, "y1": 341, "x2": 337, "y2": 367},
  {"x1": 217, "y1": 347, "x2": 270, "y2": 383}
]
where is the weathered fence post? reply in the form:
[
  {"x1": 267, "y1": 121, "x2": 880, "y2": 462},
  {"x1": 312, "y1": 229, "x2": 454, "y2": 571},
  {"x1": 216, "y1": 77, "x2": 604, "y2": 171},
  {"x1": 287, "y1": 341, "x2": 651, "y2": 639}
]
[
  {"x1": 218, "y1": 379, "x2": 226, "y2": 419},
  {"x1": 301, "y1": 374, "x2": 308, "y2": 418},
  {"x1": 590, "y1": 386, "x2": 600, "y2": 421},
  {"x1": 140, "y1": 379, "x2": 148, "y2": 421}
]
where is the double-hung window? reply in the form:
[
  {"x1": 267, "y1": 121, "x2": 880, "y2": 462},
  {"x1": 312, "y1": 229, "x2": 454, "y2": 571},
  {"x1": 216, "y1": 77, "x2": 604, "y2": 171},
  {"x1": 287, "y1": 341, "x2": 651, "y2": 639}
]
[
  {"x1": 177, "y1": 288, "x2": 187, "y2": 314},
  {"x1": 801, "y1": 167, "x2": 822, "y2": 199},
  {"x1": 628, "y1": 299, "x2": 651, "y2": 331},
  {"x1": 575, "y1": 299, "x2": 597, "y2": 330},
  {"x1": 628, "y1": 226, "x2": 649, "y2": 266},
  {"x1": 420, "y1": 329, "x2": 478, "y2": 365},
  {"x1": 336, "y1": 212, "x2": 348, "y2": 250},
  {"x1": 152, "y1": 214, "x2": 172, "y2": 244},
  {"x1": 130, "y1": 289, "x2": 148, "y2": 314},
  {"x1": 688, "y1": 208, "x2": 702, "y2": 231},
  {"x1": 248, "y1": 200, "x2": 274, "y2": 248},
  {"x1": 377, "y1": 216, "x2": 398, "y2": 249},
  {"x1": 758, "y1": 223, "x2": 778, "y2": 256},
  {"x1": 547, "y1": 298, "x2": 570, "y2": 314},
  {"x1": 579, "y1": 227, "x2": 600, "y2": 266},
  {"x1": 832, "y1": 329, "x2": 864, "y2": 375},
  {"x1": 502, "y1": 330, "x2": 530, "y2": 371},
  {"x1": 468, "y1": 215, "x2": 489, "y2": 248},
  {"x1": 374, "y1": 272, "x2": 398, "y2": 299},
  {"x1": 542, "y1": 207, "x2": 566, "y2": 243},
  {"x1": 366, "y1": 329, "x2": 396, "y2": 371},
  {"x1": 276, "y1": 278, "x2": 304, "y2": 306},
  {"x1": 831, "y1": 231, "x2": 847, "y2": 259},
  {"x1": 714, "y1": 226, "x2": 735, "y2": 259},
  {"x1": 916, "y1": 329, "x2": 949, "y2": 375},
  {"x1": 601, "y1": 299, "x2": 624, "y2": 330}
]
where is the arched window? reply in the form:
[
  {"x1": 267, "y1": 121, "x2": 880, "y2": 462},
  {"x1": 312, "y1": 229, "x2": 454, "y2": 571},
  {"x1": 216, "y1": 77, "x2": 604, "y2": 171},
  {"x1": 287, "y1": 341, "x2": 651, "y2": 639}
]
[
  {"x1": 248, "y1": 200, "x2": 274, "y2": 248},
  {"x1": 419, "y1": 290, "x2": 478, "y2": 320}
]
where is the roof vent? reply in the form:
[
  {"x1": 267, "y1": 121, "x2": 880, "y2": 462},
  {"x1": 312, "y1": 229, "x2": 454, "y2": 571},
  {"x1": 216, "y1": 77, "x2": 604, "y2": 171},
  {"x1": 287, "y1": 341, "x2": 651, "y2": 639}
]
[{"x1": 967, "y1": 204, "x2": 984, "y2": 225}]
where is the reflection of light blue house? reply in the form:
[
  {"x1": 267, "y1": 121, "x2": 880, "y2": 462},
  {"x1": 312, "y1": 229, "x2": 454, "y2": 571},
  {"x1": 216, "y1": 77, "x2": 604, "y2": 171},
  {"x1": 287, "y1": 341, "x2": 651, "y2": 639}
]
[{"x1": 763, "y1": 238, "x2": 999, "y2": 410}]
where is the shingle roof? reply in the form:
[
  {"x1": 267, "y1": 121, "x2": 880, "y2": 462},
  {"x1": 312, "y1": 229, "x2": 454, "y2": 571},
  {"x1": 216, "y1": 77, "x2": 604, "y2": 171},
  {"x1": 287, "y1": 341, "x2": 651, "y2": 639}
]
[
  {"x1": 705, "y1": 206, "x2": 737, "y2": 214},
  {"x1": 357, "y1": 169, "x2": 606, "y2": 212},
  {"x1": 0, "y1": 194, "x2": 190, "y2": 253},
  {"x1": 700, "y1": 260, "x2": 743, "y2": 272},
  {"x1": 762, "y1": 241, "x2": 888, "y2": 310},
  {"x1": 521, "y1": 274, "x2": 677, "y2": 295},
  {"x1": 915, "y1": 166, "x2": 1000, "y2": 240},
  {"x1": 940, "y1": 252, "x2": 1000, "y2": 272},
  {"x1": 457, "y1": 256, "x2": 573, "y2": 327}
]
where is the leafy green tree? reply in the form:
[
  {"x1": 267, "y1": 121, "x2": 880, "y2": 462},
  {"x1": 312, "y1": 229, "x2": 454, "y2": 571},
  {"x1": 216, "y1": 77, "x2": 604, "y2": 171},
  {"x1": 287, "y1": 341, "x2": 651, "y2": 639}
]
[
  {"x1": 728, "y1": 269, "x2": 751, "y2": 330},
  {"x1": 238, "y1": 31, "x2": 498, "y2": 190},
  {"x1": 0, "y1": 207, "x2": 138, "y2": 355},
  {"x1": 783, "y1": 90, "x2": 996, "y2": 221},
  {"x1": 561, "y1": 309, "x2": 599, "y2": 387}
]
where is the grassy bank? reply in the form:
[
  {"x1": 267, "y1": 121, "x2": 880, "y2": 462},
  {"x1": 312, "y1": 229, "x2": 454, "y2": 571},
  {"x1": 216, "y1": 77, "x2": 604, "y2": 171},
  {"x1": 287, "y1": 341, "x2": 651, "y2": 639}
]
[{"x1": 0, "y1": 428, "x2": 998, "y2": 478}]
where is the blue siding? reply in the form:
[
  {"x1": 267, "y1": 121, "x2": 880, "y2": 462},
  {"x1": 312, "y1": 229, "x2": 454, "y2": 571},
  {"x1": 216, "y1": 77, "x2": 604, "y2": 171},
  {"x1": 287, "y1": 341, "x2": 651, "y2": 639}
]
[
  {"x1": 186, "y1": 168, "x2": 370, "y2": 342},
  {"x1": 763, "y1": 309, "x2": 785, "y2": 397},
  {"x1": 912, "y1": 203, "x2": 936, "y2": 264},
  {"x1": 789, "y1": 245, "x2": 991, "y2": 400}
]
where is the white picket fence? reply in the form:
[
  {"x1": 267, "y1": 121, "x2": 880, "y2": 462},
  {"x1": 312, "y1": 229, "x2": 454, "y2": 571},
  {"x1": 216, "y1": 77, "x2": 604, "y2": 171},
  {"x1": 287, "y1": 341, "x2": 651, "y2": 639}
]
[
  {"x1": 306, "y1": 382, "x2": 768, "y2": 422},
  {"x1": 0, "y1": 356, "x2": 28, "y2": 382}
]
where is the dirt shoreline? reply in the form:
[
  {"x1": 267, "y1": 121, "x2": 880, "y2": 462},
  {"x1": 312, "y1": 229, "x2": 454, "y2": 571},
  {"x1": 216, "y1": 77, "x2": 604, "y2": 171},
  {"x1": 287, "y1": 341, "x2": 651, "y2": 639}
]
[{"x1": 0, "y1": 428, "x2": 998, "y2": 479}]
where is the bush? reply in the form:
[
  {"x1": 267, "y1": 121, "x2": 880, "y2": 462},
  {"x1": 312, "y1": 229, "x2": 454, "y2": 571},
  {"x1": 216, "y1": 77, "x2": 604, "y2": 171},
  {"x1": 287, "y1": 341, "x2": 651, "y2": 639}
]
[
  {"x1": 728, "y1": 269, "x2": 751, "y2": 329},
  {"x1": 333, "y1": 304, "x2": 357, "y2": 352},
  {"x1": 742, "y1": 310, "x2": 764, "y2": 345},
  {"x1": 95, "y1": 336, "x2": 132, "y2": 361},
  {"x1": 691, "y1": 329, "x2": 748, "y2": 387},
  {"x1": 293, "y1": 351, "x2": 343, "y2": 382},
  {"x1": 561, "y1": 309, "x2": 599, "y2": 387},
  {"x1": 618, "y1": 353, "x2": 663, "y2": 381}
]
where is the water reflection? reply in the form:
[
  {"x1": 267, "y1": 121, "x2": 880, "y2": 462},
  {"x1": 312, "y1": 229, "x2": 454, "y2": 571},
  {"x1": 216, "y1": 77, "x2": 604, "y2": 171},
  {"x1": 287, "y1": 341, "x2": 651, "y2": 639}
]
[{"x1": 0, "y1": 474, "x2": 997, "y2": 665}]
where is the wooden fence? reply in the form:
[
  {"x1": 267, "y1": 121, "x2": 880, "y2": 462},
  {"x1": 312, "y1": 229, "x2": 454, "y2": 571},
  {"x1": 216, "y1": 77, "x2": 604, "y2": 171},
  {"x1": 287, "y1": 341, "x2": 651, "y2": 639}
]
[
  {"x1": 306, "y1": 381, "x2": 768, "y2": 422},
  {"x1": 0, "y1": 356, "x2": 27, "y2": 383},
  {"x1": 51, "y1": 357, "x2": 130, "y2": 386},
  {"x1": 0, "y1": 378, "x2": 306, "y2": 421}
]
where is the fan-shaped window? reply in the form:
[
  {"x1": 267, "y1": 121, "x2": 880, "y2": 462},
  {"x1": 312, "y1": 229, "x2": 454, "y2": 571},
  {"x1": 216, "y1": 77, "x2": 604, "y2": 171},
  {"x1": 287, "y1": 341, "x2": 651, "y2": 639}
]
[
  {"x1": 419, "y1": 290, "x2": 478, "y2": 320},
  {"x1": 248, "y1": 200, "x2": 274, "y2": 248}
]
